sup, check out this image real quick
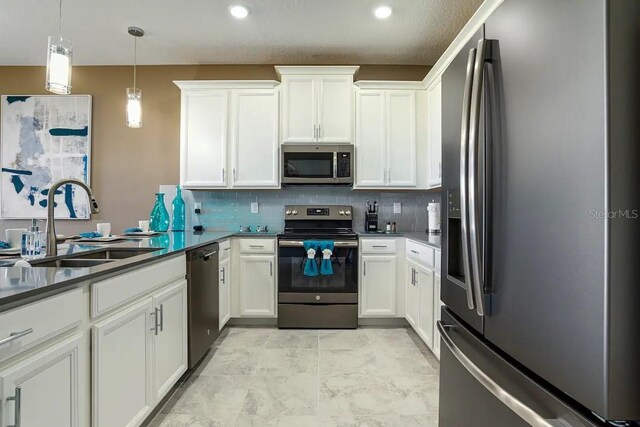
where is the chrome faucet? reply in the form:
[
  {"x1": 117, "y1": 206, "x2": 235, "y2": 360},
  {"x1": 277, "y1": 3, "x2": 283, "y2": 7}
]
[{"x1": 45, "y1": 179, "x2": 100, "y2": 256}]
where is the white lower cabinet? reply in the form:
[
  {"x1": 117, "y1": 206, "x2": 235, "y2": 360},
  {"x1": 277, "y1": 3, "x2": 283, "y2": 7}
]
[
  {"x1": 219, "y1": 256, "x2": 231, "y2": 330},
  {"x1": 433, "y1": 273, "x2": 442, "y2": 359},
  {"x1": 152, "y1": 281, "x2": 188, "y2": 402},
  {"x1": 0, "y1": 333, "x2": 86, "y2": 427},
  {"x1": 405, "y1": 260, "x2": 420, "y2": 327},
  {"x1": 92, "y1": 299, "x2": 154, "y2": 427},
  {"x1": 92, "y1": 279, "x2": 188, "y2": 427},
  {"x1": 416, "y1": 266, "x2": 435, "y2": 349},
  {"x1": 239, "y1": 255, "x2": 276, "y2": 317},
  {"x1": 360, "y1": 254, "x2": 397, "y2": 317}
]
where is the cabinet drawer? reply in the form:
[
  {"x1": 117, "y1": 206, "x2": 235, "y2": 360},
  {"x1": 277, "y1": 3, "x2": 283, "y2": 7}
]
[
  {"x1": 360, "y1": 239, "x2": 397, "y2": 254},
  {"x1": 406, "y1": 240, "x2": 434, "y2": 268},
  {"x1": 238, "y1": 238, "x2": 275, "y2": 254},
  {"x1": 91, "y1": 255, "x2": 186, "y2": 318},
  {"x1": 434, "y1": 249, "x2": 441, "y2": 273},
  {"x1": 0, "y1": 288, "x2": 83, "y2": 363},
  {"x1": 219, "y1": 239, "x2": 231, "y2": 262}
]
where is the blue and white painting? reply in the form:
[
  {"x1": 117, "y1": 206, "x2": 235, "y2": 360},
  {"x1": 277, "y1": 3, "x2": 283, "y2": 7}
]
[{"x1": 1, "y1": 95, "x2": 92, "y2": 219}]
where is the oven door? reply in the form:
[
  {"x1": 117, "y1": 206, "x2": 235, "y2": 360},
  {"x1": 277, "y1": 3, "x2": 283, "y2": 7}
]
[
  {"x1": 281, "y1": 145, "x2": 353, "y2": 185},
  {"x1": 278, "y1": 239, "x2": 358, "y2": 301}
]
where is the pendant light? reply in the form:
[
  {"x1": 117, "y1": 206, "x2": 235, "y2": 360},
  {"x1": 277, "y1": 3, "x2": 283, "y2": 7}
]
[
  {"x1": 126, "y1": 26, "x2": 144, "y2": 128},
  {"x1": 45, "y1": 0, "x2": 72, "y2": 94}
]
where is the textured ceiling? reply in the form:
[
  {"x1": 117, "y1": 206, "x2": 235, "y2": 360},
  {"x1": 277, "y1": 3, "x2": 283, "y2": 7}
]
[{"x1": 0, "y1": 0, "x2": 483, "y2": 66}]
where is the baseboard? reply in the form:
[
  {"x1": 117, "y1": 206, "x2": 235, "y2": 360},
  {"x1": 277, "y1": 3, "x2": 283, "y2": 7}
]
[
  {"x1": 227, "y1": 317, "x2": 278, "y2": 326},
  {"x1": 358, "y1": 317, "x2": 409, "y2": 326}
]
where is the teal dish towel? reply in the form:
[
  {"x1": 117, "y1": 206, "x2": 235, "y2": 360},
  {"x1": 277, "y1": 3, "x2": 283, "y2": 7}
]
[
  {"x1": 0, "y1": 241, "x2": 10, "y2": 249},
  {"x1": 303, "y1": 241, "x2": 319, "y2": 277},
  {"x1": 319, "y1": 241, "x2": 334, "y2": 275},
  {"x1": 79, "y1": 232, "x2": 103, "y2": 239}
]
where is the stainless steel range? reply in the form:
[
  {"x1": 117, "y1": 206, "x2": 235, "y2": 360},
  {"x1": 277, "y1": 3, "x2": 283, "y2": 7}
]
[{"x1": 277, "y1": 205, "x2": 358, "y2": 329}]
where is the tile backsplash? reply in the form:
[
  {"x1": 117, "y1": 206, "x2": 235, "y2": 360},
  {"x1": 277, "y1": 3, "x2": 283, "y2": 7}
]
[{"x1": 175, "y1": 187, "x2": 441, "y2": 233}]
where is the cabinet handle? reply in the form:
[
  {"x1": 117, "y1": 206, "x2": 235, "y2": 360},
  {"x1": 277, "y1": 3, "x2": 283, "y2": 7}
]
[
  {"x1": 313, "y1": 125, "x2": 317, "y2": 140},
  {"x1": 7, "y1": 386, "x2": 21, "y2": 427},
  {"x1": 410, "y1": 250, "x2": 419, "y2": 255},
  {"x1": 220, "y1": 267, "x2": 226, "y2": 284},
  {"x1": 150, "y1": 309, "x2": 159, "y2": 335},
  {"x1": 222, "y1": 168, "x2": 226, "y2": 181},
  {"x1": 318, "y1": 125, "x2": 321, "y2": 140},
  {"x1": 363, "y1": 261, "x2": 366, "y2": 276},
  {"x1": 159, "y1": 304, "x2": 164, "y2": 332},
  {"x1": 411, "y1": 268, "x2": 416, "y2": 286},
  {"x1": 249, "y1": 245, "x2": 265, "y2": 249},
  {"x1": 387, "y1": 168, "x2": 391, "y2": 184},
  {"x1": 270, "y1": 261, "x2": 273, "y2": 276},
  {"x1": 372, "y1": 245, "x2": 387, "y2": 249},
  {"x1": 233, "y1": 168, "x2": 237, "y2": 182},
  {"x1": 0, "y1": 328, "x2": 33, "y2": 347}
]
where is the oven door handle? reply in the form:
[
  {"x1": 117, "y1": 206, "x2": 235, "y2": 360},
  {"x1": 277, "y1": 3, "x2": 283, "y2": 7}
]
[{"x1": 278, "y1": 240, "x2": 358, "y2": 248}]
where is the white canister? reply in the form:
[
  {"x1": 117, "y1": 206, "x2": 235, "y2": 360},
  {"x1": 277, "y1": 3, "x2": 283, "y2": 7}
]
[{"x1": 427, "y1": 203, "x2": 441, "y2": 234}]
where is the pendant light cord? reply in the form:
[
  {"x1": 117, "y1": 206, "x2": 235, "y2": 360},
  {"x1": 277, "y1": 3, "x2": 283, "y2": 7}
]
[
  {"x1": 133, "y1": 36, "x2": 137, "y2": 90},
  {"x1": 58, "y1": 0, "x2": 63, "y2": 35}
]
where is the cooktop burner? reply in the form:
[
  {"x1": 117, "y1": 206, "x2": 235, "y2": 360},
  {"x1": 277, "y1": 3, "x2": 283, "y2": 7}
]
[{"x1": 281, "y1": 205, "x2": 354, "y2": 238}]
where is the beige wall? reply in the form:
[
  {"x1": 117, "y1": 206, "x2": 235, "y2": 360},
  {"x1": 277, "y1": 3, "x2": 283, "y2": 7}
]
[{"x1": 0, "y1": 64, "x2": 430, "y2": 236}]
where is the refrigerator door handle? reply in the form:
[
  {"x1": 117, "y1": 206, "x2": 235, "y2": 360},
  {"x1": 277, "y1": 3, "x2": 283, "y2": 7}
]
[
  {"x1": 460, "y1": 47, "x2": 478, "y2": 311},
  {"x1": 437, "y1": 321, "x2": 553, "y2": 427},
  {"x1": 468, "y1": 38, "x2": 487, "y2": 316}
]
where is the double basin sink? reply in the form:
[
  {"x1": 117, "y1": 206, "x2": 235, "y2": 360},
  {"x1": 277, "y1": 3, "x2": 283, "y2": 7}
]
[{"x1": 28, "y1": 247, "x2": 161, "y2": 268}]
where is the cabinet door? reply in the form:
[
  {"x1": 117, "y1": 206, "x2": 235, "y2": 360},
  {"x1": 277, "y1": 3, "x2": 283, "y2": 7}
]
[
  {"x1": 0, "y1": 334, "x2": 86, "y2": 427},
  {"x1": 92, "y1": 299, "x2": 154, "y2": 427},
  {"x1": 239, "y1": 255, "x2": 275, "y2": 317},
  {"x1": 318, "y1": 76, "x2": 353, "y2": 143},
  {"x1": 231, "y1": 90, "x2": 279, "y2": 187},
  {"x1": 433, "y1": 272, "x2": 442, "y2": 359},
  {"x1": 153, "y1": 281, "x2": 188, "y2": 403},
  {"x1": 405, "y1": 261, "x2": 420, "y2": 327},
  {"x1": 417, "y1": 266, "x2": 435, "y2": 349},
  {"x1": 180, "y1": 90, "x2": 228, "y2": 188},
  {"x1": 355, "y1": 91, "x2": 387, "y2": 187},
  {"x1": 219, "y1": 257, "x2": 231, "y2": 330},
  {"x1": 386, "y1": 91, "x2": 417, "y2": 187},
  {"x1": 281, "y1": 77, "x2": 316, "y2": 143},
  {"x1": 427, "y1": 78, "x2": 442, "y2": 188},
  {"x1": 360, "y1": 255, "x2": 397, "y2": 317}
]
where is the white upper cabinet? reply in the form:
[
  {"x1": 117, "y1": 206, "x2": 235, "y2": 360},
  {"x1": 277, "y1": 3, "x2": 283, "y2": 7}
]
[
  {"x1": 386, "y1": 91, "x2": 417, "y2": 187},
  {"x1": 277, "y1": 66, "x2": 359, "y2": 144},
  {"x1": 355, "y1": 83, "x2": 419, "y2": 188},
  {"x1": 355, "y1": 91, "x2": 386, "y2": 186},
  {"x1": 427, "y1": 77, "x2": 442, "y2": 188},
  {"x1": 230, "y1": 90, "x2": 279, "y2": 187},
  {"x1": 175, "y1": 81, "x2": 280, "y2": 189},
  {"x1": 179, "y1": 90, "x2": 228, "y2": 188}
]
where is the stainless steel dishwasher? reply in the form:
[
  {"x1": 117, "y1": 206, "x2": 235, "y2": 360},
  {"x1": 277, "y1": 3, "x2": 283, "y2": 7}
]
[{"x1": 186, "y1": 243, "x2": 219, "y2": 368}]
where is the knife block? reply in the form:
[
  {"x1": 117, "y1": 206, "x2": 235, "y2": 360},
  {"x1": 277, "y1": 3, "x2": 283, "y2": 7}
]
[{"x1": 365, "y1": 212, "x2": 378, "y2": 232}]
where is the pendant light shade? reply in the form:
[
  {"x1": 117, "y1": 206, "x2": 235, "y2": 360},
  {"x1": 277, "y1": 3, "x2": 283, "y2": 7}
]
[
  {"x1": 126, "y1": 26, "x2": 144, "y2": 128},
  {"x1": 126, "y1": 88, "x2": 142, "y2": 128},
  {"x1": 46, "y1": 0, "x2": 72, "y2": 94}
]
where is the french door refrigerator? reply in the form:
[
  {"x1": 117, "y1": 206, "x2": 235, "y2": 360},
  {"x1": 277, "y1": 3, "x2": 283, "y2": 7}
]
[{"x1": 439, "y1": 0, "x2": 640, "y2": 425}]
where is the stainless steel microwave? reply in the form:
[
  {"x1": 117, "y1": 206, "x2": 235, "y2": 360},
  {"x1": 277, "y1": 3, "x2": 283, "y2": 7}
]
[{"x1": 281, "y1": 144, "x2": 353, "y2": 185}]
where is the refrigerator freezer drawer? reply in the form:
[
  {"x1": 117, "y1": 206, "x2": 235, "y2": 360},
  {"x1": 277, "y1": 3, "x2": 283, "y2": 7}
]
[{"x1": 438, "y1": 309, "x2": 602, "y2": 427}]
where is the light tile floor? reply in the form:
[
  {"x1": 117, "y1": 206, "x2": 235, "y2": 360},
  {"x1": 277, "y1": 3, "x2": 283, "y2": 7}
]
[{"x1": 149, "y1": 327, "x2": 439, "y2": 427}]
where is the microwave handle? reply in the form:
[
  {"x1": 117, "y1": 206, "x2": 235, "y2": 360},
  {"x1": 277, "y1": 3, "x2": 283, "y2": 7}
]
[{"x1": 333, "y1": 152, "x2": 338, "y2": 179}]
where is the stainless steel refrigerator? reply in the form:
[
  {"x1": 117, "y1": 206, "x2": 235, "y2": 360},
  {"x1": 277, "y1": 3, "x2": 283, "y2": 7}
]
[{"x1": 439, "y1": 0, "x2": 640, "y2": 425}]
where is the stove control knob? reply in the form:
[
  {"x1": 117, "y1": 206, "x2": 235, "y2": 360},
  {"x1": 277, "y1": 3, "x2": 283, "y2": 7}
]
[
  {"x1": 339, "y1": 210, "x2": 345, "y2": 215},
  {"x1": 286, "y1": 210, "x2": 292, "y2": 215},
  {"x1": 292, "y1": 210, "x2": 298, "y2": 215},
  {"x1": 315, "y1": 295, "x2": 321, "y2": 301},
  {"x1": 345, "y1": 210, "x2": 351, "y2": 215}
]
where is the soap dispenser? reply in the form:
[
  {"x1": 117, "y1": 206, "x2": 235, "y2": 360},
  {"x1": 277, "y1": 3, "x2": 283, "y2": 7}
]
[{"x1": 21, "y1": 219, "x2": 44, "y2": 259}]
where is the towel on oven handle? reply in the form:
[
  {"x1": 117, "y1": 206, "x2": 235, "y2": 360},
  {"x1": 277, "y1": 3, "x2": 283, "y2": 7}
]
[
  {"x1": 303, "y1": 241, "x2": 319, "y2": 276},
  {"x1": 319, "y1": 241, "x2": 334, "y2": 275}
]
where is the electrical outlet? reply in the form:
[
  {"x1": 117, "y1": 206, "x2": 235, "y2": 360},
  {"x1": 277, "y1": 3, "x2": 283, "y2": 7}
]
[
  {"x1": 251, "y1": 202, "x2": 259, "y2": 213},
  {"x1": 393, "y1": 202, "x2": 401, "y2": 214},
  {"x1": 194, "y1": 202, "x2": 202, "y2": 214}
]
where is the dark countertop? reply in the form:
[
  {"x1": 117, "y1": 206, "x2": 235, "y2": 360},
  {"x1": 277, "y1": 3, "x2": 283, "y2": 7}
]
[
  {"x1": 0, "y1": 231, "x2": 278, "y2": 311},
  {"x1": 357, "y1": 231, "x2": 442, "y2": 249}
]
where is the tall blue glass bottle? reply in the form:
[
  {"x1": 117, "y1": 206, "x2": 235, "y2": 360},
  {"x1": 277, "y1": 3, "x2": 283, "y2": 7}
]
[
  {"x1": 150, "y1": 193, "x2": 170, "y2": 232},
  {"x1": 172, "y1": 186, "x2": 186, "y2": 231}
]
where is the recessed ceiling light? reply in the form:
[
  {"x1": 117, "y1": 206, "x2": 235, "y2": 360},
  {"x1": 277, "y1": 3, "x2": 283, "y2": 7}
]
[
  {"x1": 374, "y1": 6, "x2": 392, "y2": 19},
  {"x1": 229, "y1": 5, "x2": 250, "y2": 19}
]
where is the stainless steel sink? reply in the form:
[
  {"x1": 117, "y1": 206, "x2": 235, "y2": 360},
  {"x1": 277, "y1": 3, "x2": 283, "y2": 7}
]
[
  {"x1": 66, "y1": 247, "x2": 161, "y2": 260},
  {"x1": 31, "y1": 258, "x2": 117, "y2": 268}
]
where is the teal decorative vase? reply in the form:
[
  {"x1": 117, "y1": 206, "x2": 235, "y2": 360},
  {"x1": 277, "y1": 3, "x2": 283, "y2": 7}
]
[
  {"x1": 150, "y1": 193, "x2": 170, "y2": 232},
  {"x1": 171, "y1": 186, "x2": 186, "y2": 231}
]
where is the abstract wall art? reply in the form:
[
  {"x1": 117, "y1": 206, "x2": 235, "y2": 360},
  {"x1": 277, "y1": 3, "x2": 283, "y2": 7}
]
[{"x1": 1, "y1": 95, "x2": 92, "y2": 219}]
